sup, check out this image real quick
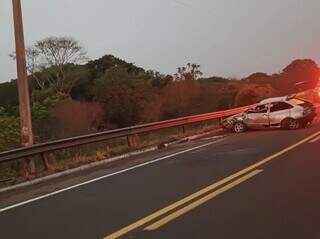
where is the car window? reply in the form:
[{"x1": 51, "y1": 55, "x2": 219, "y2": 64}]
[
  {"x1": 270, "y1": 102, "x2": 293, "y2": 112},
  {"x1": 251, "y1": 105, "x2": 268, "y2": 113}
]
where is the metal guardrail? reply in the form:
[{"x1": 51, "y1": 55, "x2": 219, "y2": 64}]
[{"x1": 0, "y1": 105, "x2": 255, "y2": 165}]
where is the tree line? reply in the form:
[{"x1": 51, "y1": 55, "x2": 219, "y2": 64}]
[{"x1": 0, "y1": 36, "x2": 319, "y2": 151}]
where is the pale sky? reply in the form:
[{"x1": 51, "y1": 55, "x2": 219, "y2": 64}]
[{"x1": 1, "y1": 0, "x2": 320, "y2": 83}]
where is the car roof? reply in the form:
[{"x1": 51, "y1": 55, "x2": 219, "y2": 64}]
[{"x1": 259, "y1": 96, "x2": 288, "y2": 105}]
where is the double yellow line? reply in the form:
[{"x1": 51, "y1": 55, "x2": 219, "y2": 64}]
[
  {"x1": 104, "y1": 130, "x2": 320, "y2": 239},
  {"x1": 144, "y1": 169, "x2": 262, "y2": 231}
]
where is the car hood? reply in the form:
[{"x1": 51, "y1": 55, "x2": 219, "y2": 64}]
[{"x1": 225, "y1": 112, "x2": 247, "y2": 122}]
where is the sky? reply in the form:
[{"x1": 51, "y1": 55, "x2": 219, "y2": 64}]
[{"x1": 1, "y1": 0, "x2": 320, "y2": 83}]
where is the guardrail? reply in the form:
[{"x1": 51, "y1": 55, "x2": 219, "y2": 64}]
[{"x1": 0, "y1": 104, "x2": 256, "y2": 167}]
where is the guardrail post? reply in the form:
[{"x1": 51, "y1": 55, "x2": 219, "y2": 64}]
[
  {"x1": 182, "y1": 125, "x2": 186, "y2": 135},
  {"x1": 41, "y1": 153, "x2": 53, "y2": 170},
  {"x1": 22, "y1": 157, "x2": 34, "y2": 178},
  {"x1": 127, "y1": 134, "x2": 140, "y2": 148}
]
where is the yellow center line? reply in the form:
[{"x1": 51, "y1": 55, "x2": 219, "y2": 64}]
[
  {"x1": 309, "y1": 135, "x2": 320, "y2": 143},
  {"x1": 103, "y1": 166, "x2": 255, "y2": 239},
  {"x1": 145, "y1": 169, "x2": 263, "y2": 231},
  {"x1": 104, "y1": 130, "x2": 320, "y2": 239}
]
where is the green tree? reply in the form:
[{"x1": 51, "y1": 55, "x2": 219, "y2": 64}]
[
  {"x1": 10, "y1": 37, "x2": 89, "y2": 96},
  {"x1": 93, "y1": 66, "x2": 153, "y2": 127},
  {"x1": 0, "y1": 109, "x2": 20, "y2": 151},
  {"x1": 0, "y1": 81, "x2": 19, "y2": 115},
  {"x1": 31, "y1": 89, "x2": 66, "y2": 141},
  {"x1": 87, "y1": 55, "x2": 145, "y2": 79}
]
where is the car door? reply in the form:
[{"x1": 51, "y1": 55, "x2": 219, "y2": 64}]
[
  {"x1": 244, "y1": 104, "x2": 270, "y2": 129},
  {"x1": 269, "y1": 102, "x2": 293, "y2": 126}
]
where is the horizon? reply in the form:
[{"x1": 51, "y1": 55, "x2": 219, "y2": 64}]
[{"x1": 1, "y1": 51, "x2": 318, "y2": 84}]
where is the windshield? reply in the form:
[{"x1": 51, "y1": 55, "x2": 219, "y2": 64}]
[{"x1": 288, "y1": 98, "x2": 306, "y2": 105}]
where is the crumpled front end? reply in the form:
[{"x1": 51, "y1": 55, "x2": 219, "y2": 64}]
[{"x1": 221, "y1": 113, "x2": 246, "y2": 131}]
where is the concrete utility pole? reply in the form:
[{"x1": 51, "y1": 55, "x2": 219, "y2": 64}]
[{"x1": 12, "y1": 0, "x2": 34, "y2": 148}]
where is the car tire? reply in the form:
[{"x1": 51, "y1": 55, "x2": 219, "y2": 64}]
[
  {"x1": 281, "y1": 118, "x2": 300, "y2": 130},
  {"x1": 233, "y1": 122, "x2": 247, "y2": 133}
]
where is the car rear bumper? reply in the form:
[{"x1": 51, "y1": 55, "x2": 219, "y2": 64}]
[{"x1": 299, "y1": 112, "x2": 317, "y2": 123}]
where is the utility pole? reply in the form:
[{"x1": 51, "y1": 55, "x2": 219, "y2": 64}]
[{"x1": 12, "y1": 0, "x2": 34, "y2": 172}]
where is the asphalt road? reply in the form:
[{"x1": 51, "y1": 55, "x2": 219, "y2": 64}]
[{"x1": 1, "y1": 122, "x2": 320, "y2": 238}]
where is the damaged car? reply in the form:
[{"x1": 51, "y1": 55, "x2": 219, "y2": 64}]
[{"x1": 221, "y1": 96, "x2": 317, "y2": 133}]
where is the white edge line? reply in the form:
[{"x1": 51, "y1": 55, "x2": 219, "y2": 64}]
[
  {"x1": 309, "y1": 135, "x2": 320, "y2": 143},
  {"x1": 0, "y1": 138, "x2": 226, "y2": 214},
  {"x1": 0, "y1": 146, "x2": 159, "y2": 194}
]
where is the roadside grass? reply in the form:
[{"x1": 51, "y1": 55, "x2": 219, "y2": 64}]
[{"x1": 0, "y1": 120, "x2": 221, "y2": 188}]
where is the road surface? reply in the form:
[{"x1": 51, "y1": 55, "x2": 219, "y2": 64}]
[{"x1": 1, "y1": 121, "x2": 320, "y2": 239}]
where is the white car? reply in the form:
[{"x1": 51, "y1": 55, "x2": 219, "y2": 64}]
[{"x1": 222, "y1": 96, "x2": 317, "y2": 133}]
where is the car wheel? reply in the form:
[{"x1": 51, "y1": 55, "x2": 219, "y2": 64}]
[
  {"x1": 281, "y1": 118, "x2": 299, "y2": 130},
  {"x1": 287, "y1": 119, "x2": 300, "y2": 130},
  {"x1": 233, "y1": 122, "x2": 246, "y2": 133}
]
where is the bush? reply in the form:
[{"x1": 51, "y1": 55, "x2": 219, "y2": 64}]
[
  {"x1": 52, "y1": 99, "x2": 105, "y2": 137},
  {"x1": 0, "y1": 115, "x2": 20, "y2": 151}
]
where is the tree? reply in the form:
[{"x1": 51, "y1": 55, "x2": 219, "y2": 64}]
[
  {"x1": 174, "y1": 63, "x2": 203, "y2": 81},
  {"x1": 31, "y1": 92, "x2": 64, "y2": 141},
  {"x1": 10, "y1": 47, "x2": 46, "y2": 90},
  {"x1": 281, "y1": 59, "x2": 320, "y2": 93},
  {"x1": 235, "y1": 84, "x2": 277, "y2": 106},
  {"x1": 87, "y1": 55, "x2": 145, "y2": 79},
  {"x1": 244, "y1": 72, "x2": 271, "y2": 85},
  {"x1": 10, "y1": 37, "x2": 88, "y2": 96},
  {"x1": 70, "y1": 54, "x2": 145, "y2": 101},
  {"x1": 194, "y1": 80, "x2": 236, "y2": 113},
  {"x1": 146, "y1": 70, "x2": 173, "y2": 88},
  {"x1": 0, "y1": 81, "x2": 19, "y2": 113},
  {"x1": 93, "y1": 66, "x2": 153, "y2": 127},
  {"x1": 202, "y1": 76, "x2": 229, "y2": 83},
  {"x1": 160, "y1": 64, "x2": 202, "y2": 118},
  {"x1": 161, "y1": 80, "x2": 199, "y2": 118}
]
